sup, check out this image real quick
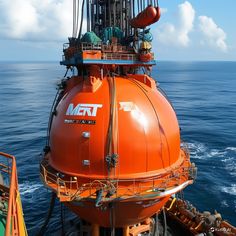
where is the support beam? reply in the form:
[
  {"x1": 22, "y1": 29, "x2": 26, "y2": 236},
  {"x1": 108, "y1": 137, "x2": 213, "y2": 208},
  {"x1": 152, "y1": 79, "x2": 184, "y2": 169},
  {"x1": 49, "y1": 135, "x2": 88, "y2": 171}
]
[
  {"x1": 91, "y1": 223, "x2": 99, "y2": 236},
  {"x1": 123, "y1": 226, "x2": 129, "y2": 236}
]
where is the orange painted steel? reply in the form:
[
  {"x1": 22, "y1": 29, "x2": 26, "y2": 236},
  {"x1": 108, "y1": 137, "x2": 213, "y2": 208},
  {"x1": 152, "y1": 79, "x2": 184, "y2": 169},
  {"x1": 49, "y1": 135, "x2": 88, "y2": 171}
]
[
  {"x1": 91, "y1": 224, "x2": 99, "y2": 236},
  {"x1": 0, "y1": 152, "x2": 27, "y2": 236},
  {"x1": 152, "y1": 7, "x2": 161, "y2": 24},
  {"x1": 130, "y1": 6, "x2": 161, "y2": 28},
  {"x1": 64, "y1": 196, "x2": 170, "y2": 227},
  {"x1": 40, "y1": 73, "x2": 193, "y2": 227},
  {"x1": 50, "y1": 75, "x2": 180, "y2": 177},
  {"x1": 78, "y1": 220, "x2": 154, "y2": 236},
  {"x1": 139, "y1": 53, "x2": 152, "y2": 62},
  {"x1": 82, "y1": 51, "x2": 102, "y2": 60}
]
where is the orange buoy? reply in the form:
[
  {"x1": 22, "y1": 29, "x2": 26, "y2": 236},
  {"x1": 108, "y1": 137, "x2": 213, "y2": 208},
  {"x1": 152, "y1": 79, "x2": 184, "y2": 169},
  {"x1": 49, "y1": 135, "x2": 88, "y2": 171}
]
[
  {"x1": 152, "y1": 6, "x2": 161, "y2": 24},
  {"x1": 130, "y1": 6, "x2": 161, "y2": 28}
]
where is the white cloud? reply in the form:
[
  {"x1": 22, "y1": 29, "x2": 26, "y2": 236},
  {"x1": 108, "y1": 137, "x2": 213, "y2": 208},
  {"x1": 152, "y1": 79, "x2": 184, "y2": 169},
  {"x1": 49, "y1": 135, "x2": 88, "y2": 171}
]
[
  {"x1": 156, "y1": 1, "x2": 195, "y2": 47},
  {"x1": 198, "y1": 16, "x2": 228, "y2": 52},
  {"x1": 0, "y1": 0, "x2": 75, "y2": 41},
  {"x1": 177, "y1": 1, "x2": 195, "y2": 46},
  {"x1": 160, "y1": 8, "x2": 168, "y2": 14},
  {"x1": 3, "y1": 0, "x2": 41, "y2": 39},
  {"x1": 0, "y1": 0, "x2": 229, "y2": 58}
]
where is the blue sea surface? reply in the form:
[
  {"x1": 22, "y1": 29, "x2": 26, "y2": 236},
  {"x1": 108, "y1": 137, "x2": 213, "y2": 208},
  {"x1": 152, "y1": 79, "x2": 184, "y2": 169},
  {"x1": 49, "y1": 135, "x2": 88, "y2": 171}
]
[{"x1": 0, "y1": 61, "x2": 235, "y2": 235}]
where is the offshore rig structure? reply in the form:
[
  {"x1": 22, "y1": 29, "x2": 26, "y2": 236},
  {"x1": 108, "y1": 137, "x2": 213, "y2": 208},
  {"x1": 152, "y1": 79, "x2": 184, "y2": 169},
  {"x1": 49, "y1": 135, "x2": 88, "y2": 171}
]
[
  {"x1": 63, "y1": 0, "x2": 161, "y2": 68},
  {"x1": 0, "y1": 1, "x2": 235, "y2": 236},
  {"x1": 39, "y1": 0, "x2": 198, "y2": 235}
]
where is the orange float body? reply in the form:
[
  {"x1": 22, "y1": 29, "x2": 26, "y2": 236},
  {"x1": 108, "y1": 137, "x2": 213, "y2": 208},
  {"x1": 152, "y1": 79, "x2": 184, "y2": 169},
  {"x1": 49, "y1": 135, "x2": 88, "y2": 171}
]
[
  {"x1": 41, "y1": 71, "x2": 192, "y2": 227},
  {"x1": 130, "y1": 6, "x2": 161, "y2": 28}
]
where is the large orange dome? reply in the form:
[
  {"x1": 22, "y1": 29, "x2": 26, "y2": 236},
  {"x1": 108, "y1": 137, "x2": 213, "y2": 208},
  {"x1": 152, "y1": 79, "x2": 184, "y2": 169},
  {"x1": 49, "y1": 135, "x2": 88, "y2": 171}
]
[
  {"x1": 49, "y1": 75, "x2": 180, "y2": 179},
  {"x1": 41, "y1": 74, "x2": 192, "y2": 227}
]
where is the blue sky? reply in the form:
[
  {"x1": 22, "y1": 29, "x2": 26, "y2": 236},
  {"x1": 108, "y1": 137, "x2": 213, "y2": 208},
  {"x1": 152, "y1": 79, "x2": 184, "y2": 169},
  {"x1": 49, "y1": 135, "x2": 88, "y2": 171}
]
[{"x1": 0, "y1": 0, "x2": 235, "y2": 61}]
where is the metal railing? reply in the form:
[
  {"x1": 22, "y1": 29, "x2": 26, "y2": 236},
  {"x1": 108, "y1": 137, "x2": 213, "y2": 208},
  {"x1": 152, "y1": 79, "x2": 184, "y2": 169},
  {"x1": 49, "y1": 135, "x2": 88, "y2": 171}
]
[
  {"x1": 62, "y1": 42, "x2": 156, "y2": 64},
  {"x1": 80, "y1": 42, "x2": 102, "y2": 50},
  {"x1": 40, "y1": 163, "x2": 78, "y2": 200},
  {"x1": 62, "y1": 42, "x2": 139, "y2": 62},
  {"x1": 0, "y1": 152, "x2": 27, "y2": 236},
  {"x1": 63, "y1": 42, "x2": 102, "y2": 51},
  {"x1": 40, "y1": 148, "x2": 193, "y2": 202},
  {"x1": 101, "y1": 45, "x2": 134, "y2": 53},
  {"x1": 102, "y1": 53, "x2": 138, "y2": 61},
  {"x1": 63, "y1": 42, "x2": 134, "y2": 52}
]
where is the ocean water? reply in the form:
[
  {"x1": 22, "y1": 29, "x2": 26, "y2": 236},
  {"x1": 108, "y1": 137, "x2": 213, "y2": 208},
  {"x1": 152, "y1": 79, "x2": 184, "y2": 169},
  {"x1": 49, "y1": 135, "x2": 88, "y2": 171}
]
[{"x1": 0, "y1": 61, "x2": 235, "y2": 235}]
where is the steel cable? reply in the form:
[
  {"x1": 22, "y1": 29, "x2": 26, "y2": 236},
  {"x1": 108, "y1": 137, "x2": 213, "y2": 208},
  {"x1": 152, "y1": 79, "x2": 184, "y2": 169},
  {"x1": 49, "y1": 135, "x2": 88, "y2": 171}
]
[{"x1": 36, "y1": 192, "x2": 56, "y2": 236}]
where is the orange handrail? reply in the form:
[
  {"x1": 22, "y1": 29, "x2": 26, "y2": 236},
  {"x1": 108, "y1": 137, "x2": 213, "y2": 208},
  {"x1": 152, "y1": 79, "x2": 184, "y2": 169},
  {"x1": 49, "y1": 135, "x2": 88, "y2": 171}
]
[
  {"x1": 0, "y1": 152, "x2": 27, "y2": 236},
  {"x1": 40, "y1": 148, "x2": 194, "y2": 202}
]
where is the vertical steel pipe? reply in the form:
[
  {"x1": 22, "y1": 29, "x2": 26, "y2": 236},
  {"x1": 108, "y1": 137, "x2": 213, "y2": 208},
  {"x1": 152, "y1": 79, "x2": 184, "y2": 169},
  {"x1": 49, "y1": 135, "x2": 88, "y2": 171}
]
[{"x1": 86, "y1": 0, "x2": 90, "y2": 31}]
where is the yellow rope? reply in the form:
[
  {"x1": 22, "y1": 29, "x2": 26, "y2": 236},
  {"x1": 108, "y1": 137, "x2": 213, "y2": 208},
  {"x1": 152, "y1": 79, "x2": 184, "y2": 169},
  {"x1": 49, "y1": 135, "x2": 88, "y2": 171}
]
[{"x1": 166, "y1": 197, "x2": 176, "y2": 211}]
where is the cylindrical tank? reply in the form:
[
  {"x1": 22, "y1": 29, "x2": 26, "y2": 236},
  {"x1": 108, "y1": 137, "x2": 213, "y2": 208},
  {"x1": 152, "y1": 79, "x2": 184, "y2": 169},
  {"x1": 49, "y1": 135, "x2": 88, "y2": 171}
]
[{"x1": 130, "y1": 6, "x2": 161, "y2": 28}]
